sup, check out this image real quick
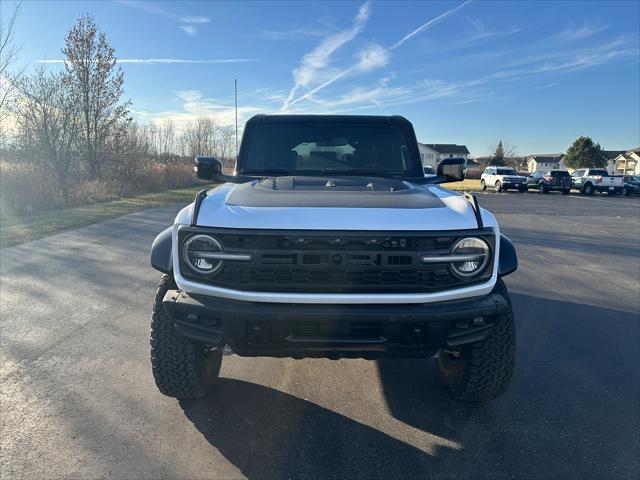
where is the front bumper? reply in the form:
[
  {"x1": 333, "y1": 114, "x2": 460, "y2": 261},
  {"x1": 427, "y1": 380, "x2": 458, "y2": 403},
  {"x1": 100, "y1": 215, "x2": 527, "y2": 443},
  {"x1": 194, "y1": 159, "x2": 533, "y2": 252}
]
[
  {"x1": 502, "y1": 182, "x2": 526, "y2": 189},
  {"x1": 162, "y1": 290, "x2": 509, "y2": 359}
]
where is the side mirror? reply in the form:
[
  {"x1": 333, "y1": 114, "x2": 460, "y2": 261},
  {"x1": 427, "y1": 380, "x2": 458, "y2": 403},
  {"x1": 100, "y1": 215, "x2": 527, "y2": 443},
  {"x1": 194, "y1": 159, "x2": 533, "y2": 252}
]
[
  {"x1": 194, "y1": 156, "x2": 222, "y2": 180},
  {"x1": 437, "y1": 157, "x2": 466, "y2": 183}
]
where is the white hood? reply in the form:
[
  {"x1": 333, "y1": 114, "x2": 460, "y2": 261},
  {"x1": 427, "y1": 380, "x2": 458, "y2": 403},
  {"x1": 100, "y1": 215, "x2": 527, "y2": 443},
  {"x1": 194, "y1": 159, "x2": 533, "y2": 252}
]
[{"x1": 174, "y1": 181, "x2": 497, "y2": 232}]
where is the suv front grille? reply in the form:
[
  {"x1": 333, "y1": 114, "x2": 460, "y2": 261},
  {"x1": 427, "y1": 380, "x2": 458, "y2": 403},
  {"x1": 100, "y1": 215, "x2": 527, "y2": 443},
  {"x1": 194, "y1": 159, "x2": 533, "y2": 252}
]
[{"x1": 179, "y1": 229, "x2": 494, "y2": 294}]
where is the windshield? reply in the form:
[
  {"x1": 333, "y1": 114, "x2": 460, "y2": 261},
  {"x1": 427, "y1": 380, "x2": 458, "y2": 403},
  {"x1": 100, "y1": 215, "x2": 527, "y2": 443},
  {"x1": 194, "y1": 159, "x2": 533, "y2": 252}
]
[
  {"x1": 239, "y1": 122, "x2": 421, "y2": 176},
  {"x1": 590, "y1": 169, "x2": 608, "y2": 176},
  {"x1": 497, "y1": 168, "x2": 519, "y2": 175}
]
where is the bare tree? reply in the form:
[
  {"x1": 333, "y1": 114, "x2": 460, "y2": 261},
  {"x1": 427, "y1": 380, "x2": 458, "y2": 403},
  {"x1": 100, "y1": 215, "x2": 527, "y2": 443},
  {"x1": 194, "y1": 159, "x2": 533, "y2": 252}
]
[
  {"x1": 218, "y1": 125, "x2": 235, "y2": 165},
  {"x1": 159, "y1": 118, "x2": 175, "y2": 158},
  {"x1": 181, "y1": 115, "x2": 220, "y2": 158},
  {"x1": 62, "y1": 14, "x2": 130, "y2": 179},
  {"x1": 0, "y1": 1, "x2": 22, "y2": 143},
  {"x1": 488, "y1": 140, "x2": 517, "y2": 166},
  {"x1": 12, "y1": 67, "x2": 79, "y2": 205}
]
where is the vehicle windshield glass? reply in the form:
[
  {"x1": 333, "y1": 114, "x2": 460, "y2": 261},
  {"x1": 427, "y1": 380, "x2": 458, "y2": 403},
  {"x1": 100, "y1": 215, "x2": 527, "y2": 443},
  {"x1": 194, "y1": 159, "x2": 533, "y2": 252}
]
[
  {"x1": 497, "y1": 168, "x2": 518, "y2": 175},
  {"x1": 552, "y1": 171, "x2": 570, "y2": 177},
  {"x1": 239, "y1": 122, "x2": 420, "y2": 176},
  {"x1": 590, "y1": 169, "x2": 608, "y2": 176}
]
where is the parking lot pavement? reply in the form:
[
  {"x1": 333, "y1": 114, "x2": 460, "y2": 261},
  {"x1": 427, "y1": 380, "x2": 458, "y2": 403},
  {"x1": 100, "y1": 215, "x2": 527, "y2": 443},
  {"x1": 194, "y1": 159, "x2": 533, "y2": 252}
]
[{"x1": 1, "y1": 194, "x2": 639, "y2": 480}]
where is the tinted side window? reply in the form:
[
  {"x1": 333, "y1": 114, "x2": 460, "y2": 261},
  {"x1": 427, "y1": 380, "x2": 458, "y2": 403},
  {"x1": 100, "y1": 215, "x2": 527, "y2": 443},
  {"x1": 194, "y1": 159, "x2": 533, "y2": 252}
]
[{"x1": 552, "y1": 171, "x2": 570, "y2": 177}]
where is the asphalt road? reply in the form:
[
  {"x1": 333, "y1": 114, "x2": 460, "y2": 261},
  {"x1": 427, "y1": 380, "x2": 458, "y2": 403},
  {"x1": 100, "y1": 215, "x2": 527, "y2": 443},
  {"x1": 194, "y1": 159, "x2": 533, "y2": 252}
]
[{"x1": 1, "y1": 192, "x2": 639, "y2": 480}]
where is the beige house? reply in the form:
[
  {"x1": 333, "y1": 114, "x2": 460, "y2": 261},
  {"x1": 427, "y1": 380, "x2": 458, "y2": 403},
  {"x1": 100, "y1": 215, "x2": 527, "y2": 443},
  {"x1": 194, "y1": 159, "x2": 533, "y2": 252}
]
[
  {"x1": 418, "y1": 143, "x2": 470, "y2": 168},
  {"x1": 526, "y1": 154, "x2": 566, "y2": 173},
  {"x1": 605, "y1": 148, "x2": 640, "y2": 176}
]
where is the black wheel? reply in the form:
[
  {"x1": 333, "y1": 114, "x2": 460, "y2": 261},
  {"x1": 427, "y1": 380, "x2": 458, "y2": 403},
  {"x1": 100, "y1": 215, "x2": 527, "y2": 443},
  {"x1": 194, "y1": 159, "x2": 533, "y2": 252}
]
[
  {"x1": 518, "y1": 185, "x2": 527, "y2": 193},
  {"x1": 437, "y1": 279, "x2": 516, "y2": 401},
  {"x1": 150, "y1": 274, "x2": 222, "y2": 399},
  {"x1": 494, "y1": 181, "x2": 502, "y2": 192},
  {"x1": 539, "y1": 183, "x2": 548, "y2": 194},
  {"x1": 562, "y1": 189, "x2": 570, "y2": 195},
  {"x1": 584, "y1": 183, "x2": 594, "y2": 195},
  {"x1": 480, "y1": 179, "x2": 486, "y2": 191},
  {"x1": 622, "y1": 187, "x2": 629, "y2": 196}
]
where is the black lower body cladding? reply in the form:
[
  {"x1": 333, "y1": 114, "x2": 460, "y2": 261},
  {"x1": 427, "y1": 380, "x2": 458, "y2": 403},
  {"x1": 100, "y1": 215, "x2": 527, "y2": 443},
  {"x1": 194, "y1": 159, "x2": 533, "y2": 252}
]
[
  {"x1": 151, "y1": 275, "x2": 517, "y2": 400},
  {"x1": 161, "y1": 288, "x2": 509, "y2": 359}
]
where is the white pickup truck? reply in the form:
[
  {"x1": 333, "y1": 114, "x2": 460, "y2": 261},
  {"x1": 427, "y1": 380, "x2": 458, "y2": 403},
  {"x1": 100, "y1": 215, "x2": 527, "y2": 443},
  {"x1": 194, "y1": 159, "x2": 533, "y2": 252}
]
[{"x1": 571, "y1": 168, "x2": 624, "y2": 195}]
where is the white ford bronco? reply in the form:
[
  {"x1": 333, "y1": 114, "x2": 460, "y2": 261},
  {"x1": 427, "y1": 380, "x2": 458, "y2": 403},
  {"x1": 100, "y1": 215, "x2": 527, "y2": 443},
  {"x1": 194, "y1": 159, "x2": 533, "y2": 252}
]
[{"x1": 150, "y1": 115, "x2": 518, "y2": 401}]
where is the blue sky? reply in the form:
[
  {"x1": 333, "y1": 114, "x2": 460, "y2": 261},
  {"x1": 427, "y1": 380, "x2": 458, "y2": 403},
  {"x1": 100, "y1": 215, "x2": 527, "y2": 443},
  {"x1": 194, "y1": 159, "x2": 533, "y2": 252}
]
[{"x1": 7, "y1": 0, "x2": 640, "y2": 156}]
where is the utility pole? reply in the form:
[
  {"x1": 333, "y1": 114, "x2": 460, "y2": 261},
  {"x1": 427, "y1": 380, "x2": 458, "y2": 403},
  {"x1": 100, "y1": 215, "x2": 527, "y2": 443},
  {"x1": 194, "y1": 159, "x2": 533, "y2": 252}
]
[{"x1": 234, "y1": 78, "x2": 238, "y2": 160}]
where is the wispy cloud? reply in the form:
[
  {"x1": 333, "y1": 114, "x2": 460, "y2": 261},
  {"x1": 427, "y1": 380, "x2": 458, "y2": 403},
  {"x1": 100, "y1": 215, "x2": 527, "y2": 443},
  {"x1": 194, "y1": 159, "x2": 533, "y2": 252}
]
[
  {"x1": 281, "y1": 0, "x2": 473, "y2": 110},
  {"x1": 179, "y1": 26, "x2": 197, "y2": 36},
  {"x1": 258, "y1": 28, "x2": 329, "y2": 40},
  {"x1": 132, "y1": 89, "x2": 265, "y2": 130},
  {"x1": 282, "y1": 1, "x2": 371, "y2": 110},
  {"x1": 179, "y1": 16, "x2": 210, "y2": 24},
  {"x1": 389, "y1": 0, "x2": 473, "y2": 50},
  {"x1": 116, "y1": 0, "x2": 211, "y2": 36},
  {"x1": 36, "y1": 58, "x2": 258, "y2": 65},
  {"x1": 465, "y1": 17, "x2": 521, "y2": 41},
  {"x1": 558, "y1": 21, "x2": 610, "y2": 41}
]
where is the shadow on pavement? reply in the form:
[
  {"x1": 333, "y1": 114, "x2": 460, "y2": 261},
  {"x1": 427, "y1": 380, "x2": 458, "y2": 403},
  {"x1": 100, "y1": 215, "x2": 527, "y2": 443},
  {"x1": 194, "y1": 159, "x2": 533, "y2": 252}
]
[
  {"x1": 180, "y1": 292, "x2": 639, "y2": 479},
  {"x1": 180, "y1": 378, "x2": 445, "y2": 480},
  {"x1": 377, "y1": 292, "x2": 640, "y2": 479}
]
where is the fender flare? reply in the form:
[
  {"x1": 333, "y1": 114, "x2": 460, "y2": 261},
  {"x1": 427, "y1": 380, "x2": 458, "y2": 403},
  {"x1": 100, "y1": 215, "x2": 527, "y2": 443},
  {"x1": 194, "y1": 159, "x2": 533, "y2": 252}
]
[
  {"x1": 150, "y1": 226, "x2": 173, "y2": 274},
  {"x1": 498, "y1": 234, "x2": 518, "y2": 277}
]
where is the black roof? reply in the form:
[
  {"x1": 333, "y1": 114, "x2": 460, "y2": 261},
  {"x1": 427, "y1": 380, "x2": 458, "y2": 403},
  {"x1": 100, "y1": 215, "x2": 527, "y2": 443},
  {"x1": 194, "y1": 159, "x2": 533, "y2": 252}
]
[
  {"x1": 601, "y1": 150, "x2": 627, "y2": 160},
  {"x1": 528, "y1": 154, "x2": 564, "y2": 162},
  {"x1": 420, "y1": 143, "x2": 470, "y2": 154},
  {"x1": 246, "y1": 114, "x2": 412, "y2": 125}
]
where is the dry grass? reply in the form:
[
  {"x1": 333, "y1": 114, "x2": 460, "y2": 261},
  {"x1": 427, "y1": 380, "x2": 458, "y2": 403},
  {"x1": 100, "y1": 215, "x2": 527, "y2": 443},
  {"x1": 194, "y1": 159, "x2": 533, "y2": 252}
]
[
  {"x1": 0, "y1": 160, "x2": 198, "y2": 217},
  {"x1": 445, "y1": 179, "x2": 483, "y2": 191},
  {"x1": 0, "y1": 185, "x2": 206, "y2": 248}
]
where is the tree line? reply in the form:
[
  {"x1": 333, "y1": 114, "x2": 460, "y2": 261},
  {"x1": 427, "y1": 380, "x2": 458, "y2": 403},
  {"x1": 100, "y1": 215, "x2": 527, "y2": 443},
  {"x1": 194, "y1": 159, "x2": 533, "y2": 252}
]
[
  {"x1": 0, "y1": 12, "x2": 235, "y2": 214},
  {"x1": 479, "y1": 136, "x2": 608, "y2": 172}
]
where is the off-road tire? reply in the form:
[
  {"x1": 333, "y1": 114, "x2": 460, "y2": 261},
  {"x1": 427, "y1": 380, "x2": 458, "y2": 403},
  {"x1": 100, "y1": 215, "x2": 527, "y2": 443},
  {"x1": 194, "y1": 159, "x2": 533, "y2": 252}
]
[
  {"x1": 562, "y1": 189, "x2": 570, "y2": 195},
  {"x1": 539, "y1": 183, "x2": 548, "y2": 194},
  {"x1": 518, "y1": 185, "x2": 527, "y2": 193},
  {"x1": 150, "y1": 274, "x2": 222, "y2": 399},
  {"x1": 494, "y1": 181, "x2": 502, "y2": 192},
  {"x1": 436, "y1": 279, "x2": 516, "y2": 401},
  {"x1": 622, "y1": 187, "x2": 628, "y2": 196},
  {"x1": 480, "y1": 179, "x2": 486, "y2": 191},
  {"x1": 584, "y1": 183, "x2": 594, "y2": 195}
]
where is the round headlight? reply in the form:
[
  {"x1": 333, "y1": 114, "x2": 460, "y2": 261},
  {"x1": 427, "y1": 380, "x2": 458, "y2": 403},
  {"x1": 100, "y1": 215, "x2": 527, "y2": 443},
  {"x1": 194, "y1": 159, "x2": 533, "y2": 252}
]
[
  {"x1": 182, "y1": 234, "x2": 224, "y2": 275},
  {"x1": 450, "y1": 237, "x2": 490, "y2": 278}
]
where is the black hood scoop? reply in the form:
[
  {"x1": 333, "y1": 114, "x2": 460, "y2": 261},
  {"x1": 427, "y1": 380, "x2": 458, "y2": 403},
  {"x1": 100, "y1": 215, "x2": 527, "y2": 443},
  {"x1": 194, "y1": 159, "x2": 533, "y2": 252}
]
[
  {"x1": 225, "y1": 176, "x2": 444, "y2": 209},
  {"x1": 255, "y1": 176, "x2": 408, "y2": 192}
]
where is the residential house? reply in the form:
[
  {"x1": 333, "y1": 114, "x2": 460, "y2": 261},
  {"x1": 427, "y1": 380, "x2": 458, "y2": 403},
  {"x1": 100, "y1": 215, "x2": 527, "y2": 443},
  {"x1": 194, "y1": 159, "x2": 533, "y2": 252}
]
[
  {"x1": 418, "y1": 143, "x2": 470, "y2": 168},
  {"x1": 526, "y1": 154, "x2": 566, "y2": 173},
  {"x1": 605, "y1": 148, "x2": 640, "y2": 176}
]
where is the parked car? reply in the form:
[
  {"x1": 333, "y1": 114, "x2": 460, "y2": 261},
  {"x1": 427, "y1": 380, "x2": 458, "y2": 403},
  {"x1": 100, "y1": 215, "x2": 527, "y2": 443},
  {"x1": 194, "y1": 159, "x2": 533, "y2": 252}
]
[
  {"x1": 571, "y1": 168, "x2": 624, "y2": 195},
  {"x1": 149, "y1": 114, "x2": 518, "y2": 402},
  {"x1": 481, "y1": 166, "x2": 528, "y2": 192},
  {"x1": 526, "y1": 169, "x2": 572, "y2": 194},
  {"x1": 423, "y1": 165, "x2": 436, "y2": 177},
  {"x1": 622, "y1": 175, "x2": 640, "y2": 196}
]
